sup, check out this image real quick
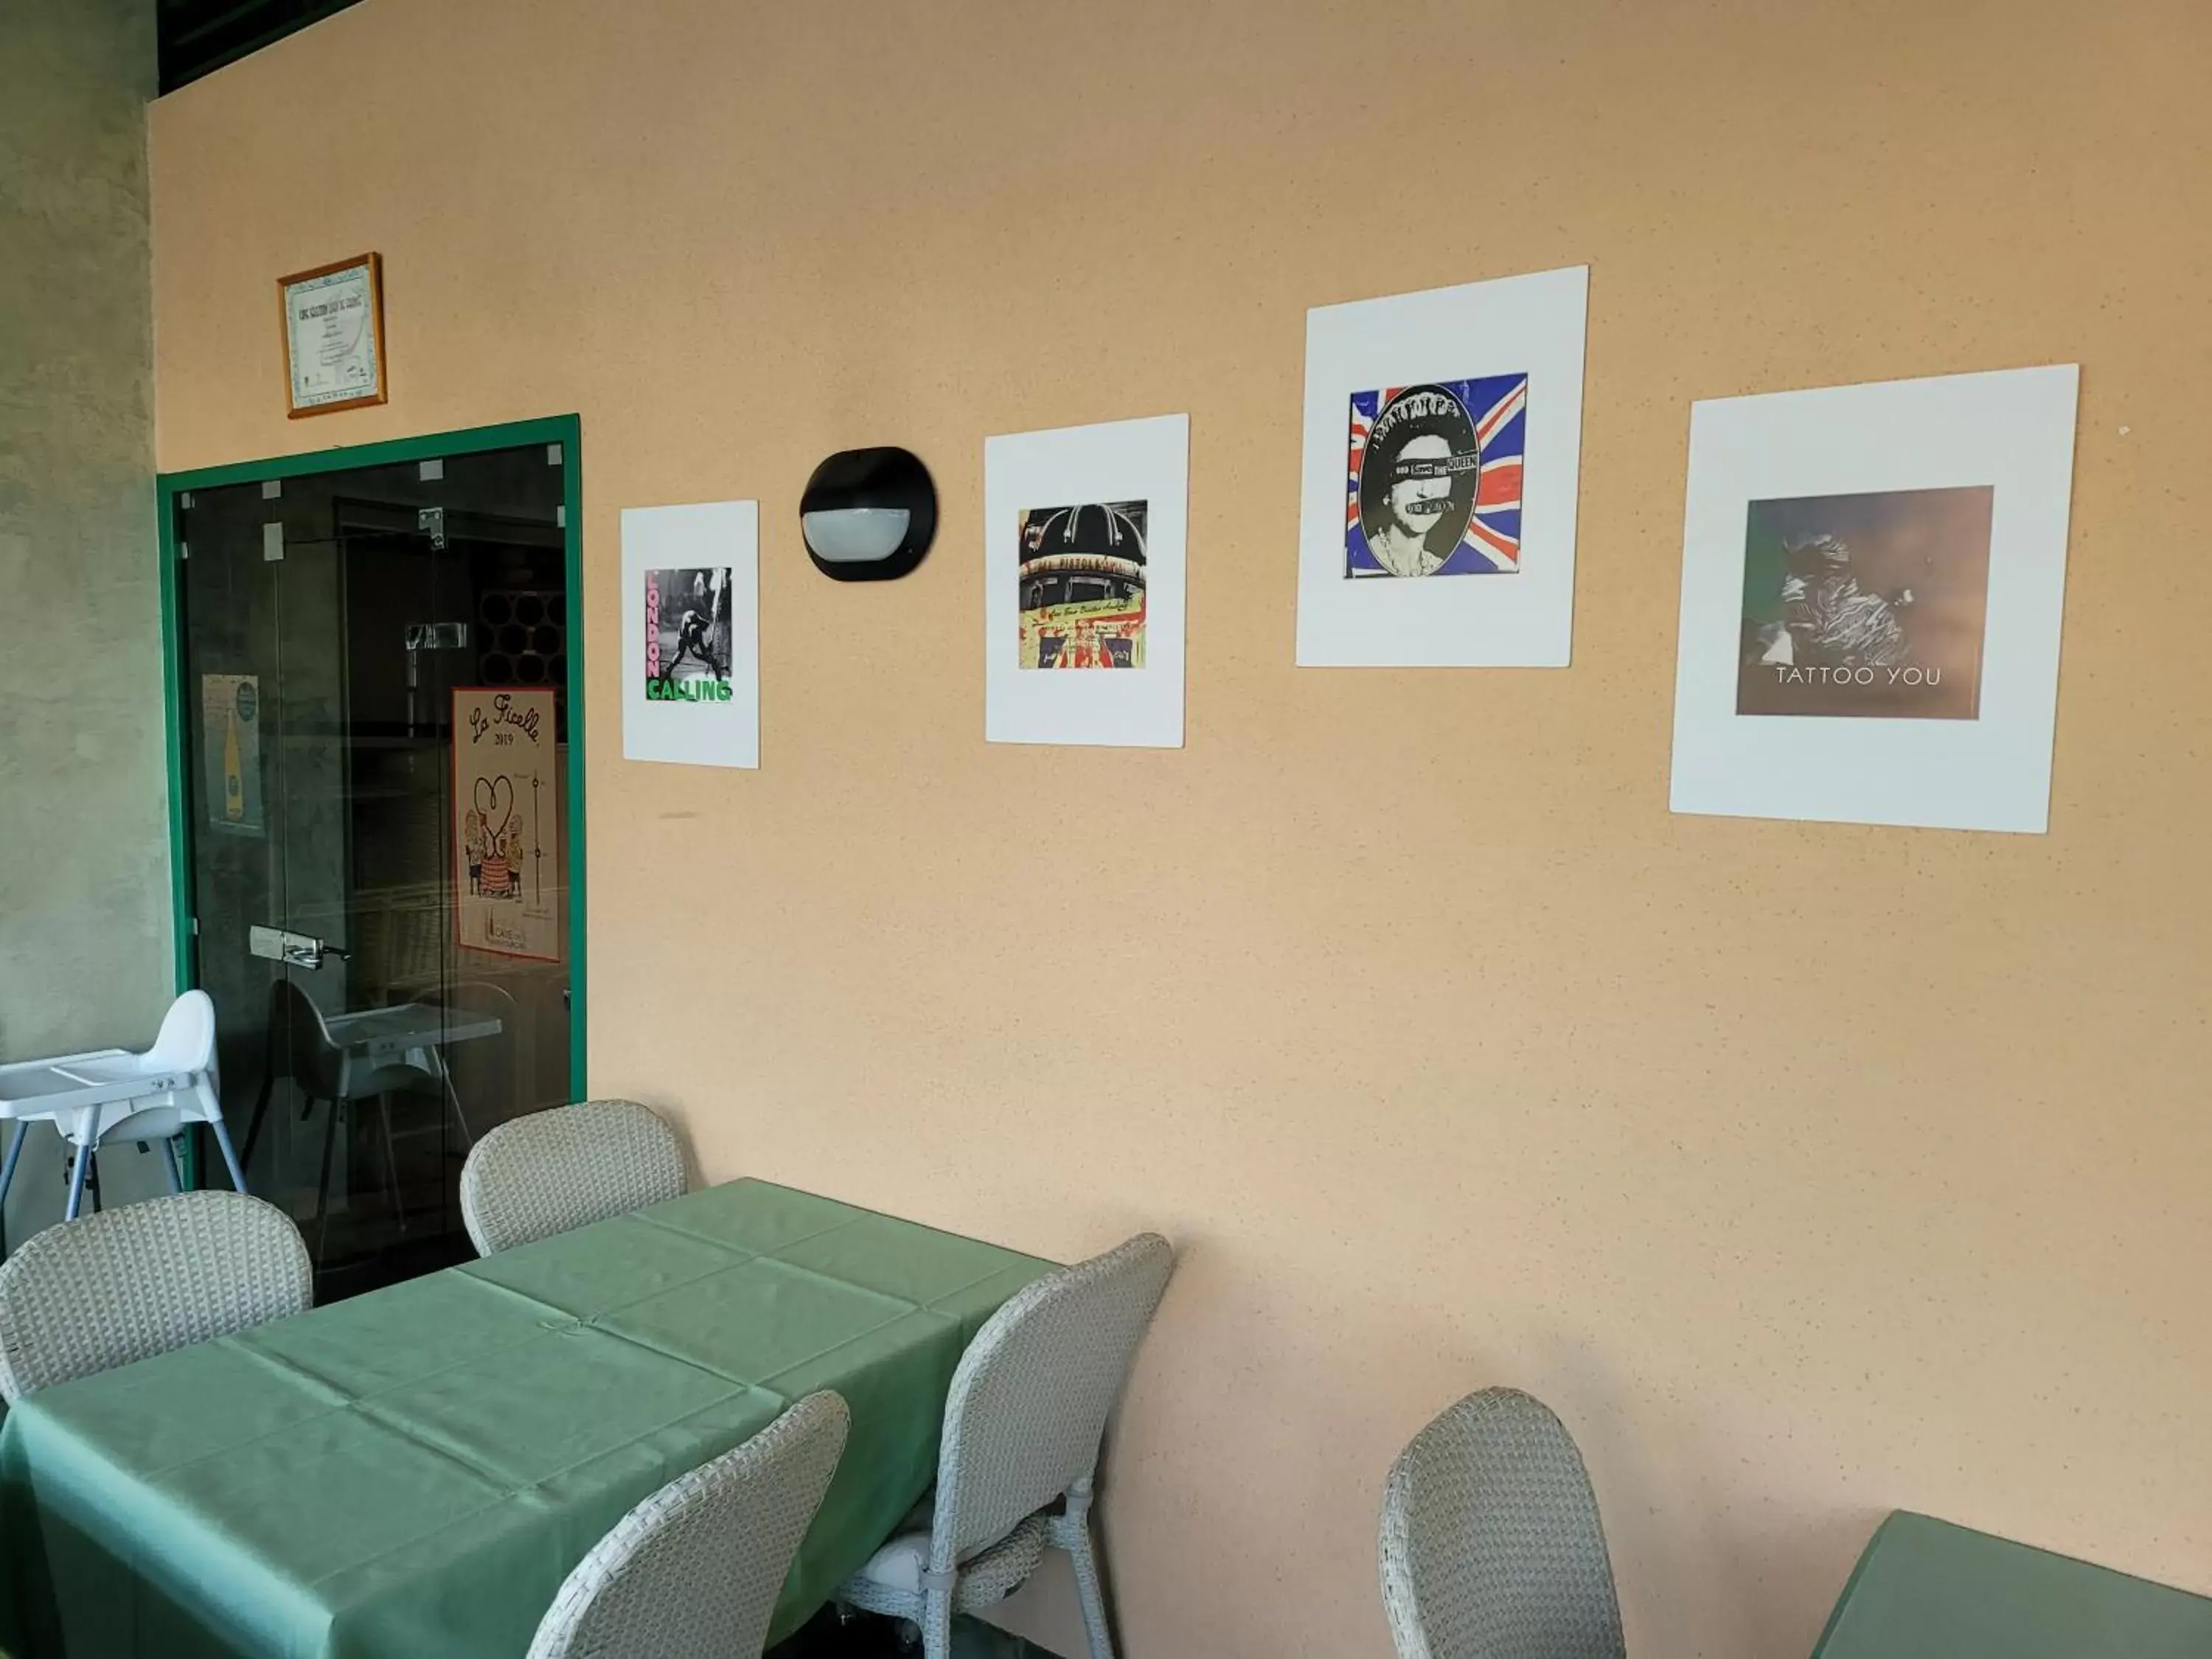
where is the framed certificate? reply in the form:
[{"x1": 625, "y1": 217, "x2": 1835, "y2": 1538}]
[{"x1": 278, "y1": 252, "x2": 386, "y2": 417}]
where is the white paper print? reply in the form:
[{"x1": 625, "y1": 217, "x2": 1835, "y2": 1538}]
[
  {"x1": 622, "y1": 501, "x2": 760, "y2": 768},
  {"x1": 986, "y1": 414, "x2": 1188, "y2": 748},
  {"x1": 1669, "y1": 364, "x2": 2079, "y2": 832},
  {"x1": 1298, "y1": 265, "x2": 1588, "y2": 667},
  {"x1": 282, "y1": 261, "x2": 380, "y2": 410}
]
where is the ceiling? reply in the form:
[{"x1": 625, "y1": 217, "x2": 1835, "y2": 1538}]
[{"x1": 158, "y1": 0, "x2": 364, "y2": 93}]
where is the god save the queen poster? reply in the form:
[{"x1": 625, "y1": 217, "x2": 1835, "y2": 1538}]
[{"x1": 1346, "y1": 375, "x2": 1527, "y2": 577}]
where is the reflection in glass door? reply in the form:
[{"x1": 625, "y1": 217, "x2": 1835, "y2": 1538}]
[{"x1": 174, "y1": 439, "x2": 574, "y2": 1298}]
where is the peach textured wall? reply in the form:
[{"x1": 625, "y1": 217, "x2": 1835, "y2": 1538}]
[{"x1": 148, "y1": 1, "x2": 2212, "y2": 1653}]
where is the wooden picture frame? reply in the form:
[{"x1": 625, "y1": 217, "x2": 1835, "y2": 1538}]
[{"x1": 277, "y1": 252, "x2": 387, "y2": 418}]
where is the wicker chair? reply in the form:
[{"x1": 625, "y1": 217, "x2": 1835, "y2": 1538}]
[
  {"x1": 459, "y1": 1099, "x2": 686, "y2": 1256},
  {"x1": 0, "y1": 1189, "x2": 311, "y2": 1404},
  {"x1": 1378, "y1": 1388, "x2": 1626, "y2": 1659},
  {"x1": 526, "y1": 1389, "x2": 850, "y2": 1659},
  {"x1": 839, "y1": 1232, "x2": 1175, "y2": 1659}
]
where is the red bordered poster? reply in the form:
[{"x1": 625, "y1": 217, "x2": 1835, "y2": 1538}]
[{"x1": 451, "y1": 686, "x2": 561, "y2": 961}]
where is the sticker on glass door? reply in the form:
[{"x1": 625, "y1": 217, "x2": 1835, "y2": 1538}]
[
  {"x1": 200, "y1": 673, "x2": 264, "y2": 834},
  {"x1": 451, "y1": 686, "x2": 560, "y2": 961}
]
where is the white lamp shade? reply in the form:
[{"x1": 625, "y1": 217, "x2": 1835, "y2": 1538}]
[{"x1": 801, "y1": 507, "x2": 911, "y2": 563}]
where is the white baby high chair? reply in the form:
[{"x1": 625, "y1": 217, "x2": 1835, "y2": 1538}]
[{"x1": 0, "y1": 990, "x2": 251, "y2": 1228}]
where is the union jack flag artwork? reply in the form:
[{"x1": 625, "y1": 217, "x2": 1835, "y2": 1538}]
[{"x1": 1346, "y1": 373, "x2": 1527, "y2": 577}]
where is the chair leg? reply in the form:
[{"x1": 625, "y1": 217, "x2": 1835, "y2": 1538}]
[
  {"x1": 160, "y1": 1138, "x2": 184, "y2": 1194},
  {"x1": 920, "y1": 1585, "x2": 954, "y2": 1659},
  {"x1": 1060, "y1": 1476, "x2": 1119, "y2": 1659},
  {"x1": 207, "y1": 1116, "x2": 251, "y2": 1195},
  {"x1": 377, "y1": 1094, "x2": 406, "y2": 1232},
  {"x1": 0, "y1": 1121, "x2": 29, "y2": 1212},
  {"x1": 64, "y1": 1139, "x2": 91, "y2": 1222},
  {"x1": 441, "y1": 1070, "x2": 476, "y2": 1151},
  {"x1": 240, "y1": 1066, "x2": 277, "y2": 1169},
  {"x1": 310, "y1": 1099, "x2": 339, "y2": 1262}
]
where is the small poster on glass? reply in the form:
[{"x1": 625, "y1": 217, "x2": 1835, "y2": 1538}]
[
  {"x1": 200, "y1": 672, "x2": 263, "y2": 835},
  {"x1": 451, "y1": 686, "x2": 561, "y2": 961}
]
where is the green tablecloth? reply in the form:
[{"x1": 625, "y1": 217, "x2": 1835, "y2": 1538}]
[
  {"x1": 1813, "y1": 1510, "x2": 2212, "y2": 1658},
  {"x1": 0, "y1": 1179, "x2": 1054, "y2": 1659}
]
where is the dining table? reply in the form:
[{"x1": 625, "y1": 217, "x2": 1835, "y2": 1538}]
[
  {"x1": 1812, "y1": 1509, "x2": 2212, "y2": 1658},
  {"x1": 0, "y1": 1178, "x2": 1057, "y2": 1658}
]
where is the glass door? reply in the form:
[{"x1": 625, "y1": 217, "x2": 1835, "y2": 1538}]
[{"x1": 174, "y1": 439, "x2": 572, "y2": 1298}]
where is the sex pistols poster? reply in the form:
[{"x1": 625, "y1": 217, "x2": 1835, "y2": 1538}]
[
  {"x1": 451, "y1": 686, "x2": 560, "y2": 961},
  {"x1": 1018, "y1": 500, "x2": 1149, "y2": 669},
  {"x1": 1347, "y1": 377, "x2": 1527, "y2": 578},
  {"x1": 1296, "y1": 266, "x2": 1588, "y2": 667},
  {"x1": 984, "y1": 414, "x2": 1188, "y2": 748}
]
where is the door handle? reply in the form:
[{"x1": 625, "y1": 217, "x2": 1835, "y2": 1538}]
[{"x1": 248, "y1": 925, "x2": 348, "y2": 971}]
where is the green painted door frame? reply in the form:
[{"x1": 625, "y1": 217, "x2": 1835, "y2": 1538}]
[{"x1": 156, "y1": 414, "x2": 588, "y2": 1100}]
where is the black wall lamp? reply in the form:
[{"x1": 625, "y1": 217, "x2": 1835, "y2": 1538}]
[{"x1": 799, "y1": 447, "x2": 936, "y2": 581}]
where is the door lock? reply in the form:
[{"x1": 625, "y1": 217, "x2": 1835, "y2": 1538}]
[{"x1": 248, "y1": 925, "x2": 347, "y2": 970}]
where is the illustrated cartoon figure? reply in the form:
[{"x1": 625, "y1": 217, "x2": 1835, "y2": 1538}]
[
  {"x1": 464, "y1": 809, "x2": 485, "y2": 895},
  {"x1": 479, "y1": 825, "x2": 510, "y2": 900}
]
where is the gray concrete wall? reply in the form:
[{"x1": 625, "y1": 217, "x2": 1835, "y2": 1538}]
[{"x1": 0, "y1": 0, "x2": 171, "y2": 1234}]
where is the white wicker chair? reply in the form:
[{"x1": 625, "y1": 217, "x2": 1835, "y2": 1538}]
[
  {"x1": 1378, "y1": 1388, "x2": 1626, "y2": 1659},
  {"x1": 459, "y1": 1099, "x2": 686, "y2": 1256},
  {"x1": 839, "y1": 1232, "x2": 1175, "y2": 1659},
  {"x1": 0, "y1": 1189, "x2": 311, "y2": 1403},
  {"x1": 526, "y1": 1389, "x2": 850, "y2": 1659}
]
